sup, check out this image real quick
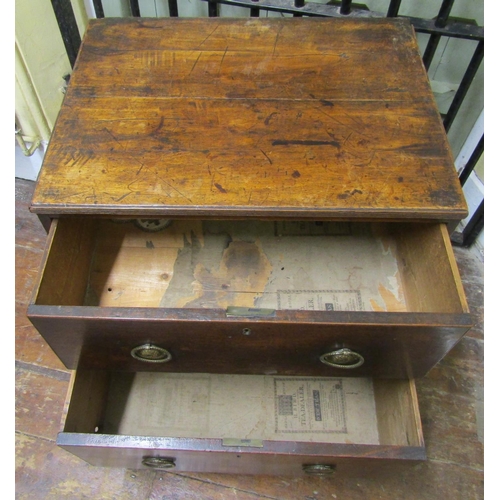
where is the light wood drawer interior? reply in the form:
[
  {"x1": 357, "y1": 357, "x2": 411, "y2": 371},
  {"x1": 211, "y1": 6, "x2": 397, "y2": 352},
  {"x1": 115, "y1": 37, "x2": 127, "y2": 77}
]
[{"x1": 34, "y1": 218, "x2": 468, "y2": 315}]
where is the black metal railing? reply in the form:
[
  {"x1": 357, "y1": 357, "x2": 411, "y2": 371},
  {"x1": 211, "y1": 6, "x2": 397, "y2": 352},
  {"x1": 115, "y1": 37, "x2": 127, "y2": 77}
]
[{"x1": 51, "y1": 0, "x2": 484, "y2": 248}]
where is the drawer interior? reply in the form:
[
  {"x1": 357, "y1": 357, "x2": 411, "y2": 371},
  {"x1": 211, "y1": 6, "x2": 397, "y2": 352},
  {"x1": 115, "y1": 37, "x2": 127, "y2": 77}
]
[
  {"x1": 62, "y1": 369, "x2": 423, "y2": 449},
  {"x1": 35, "y1": 218, "x2": 467, "y2": 314}
]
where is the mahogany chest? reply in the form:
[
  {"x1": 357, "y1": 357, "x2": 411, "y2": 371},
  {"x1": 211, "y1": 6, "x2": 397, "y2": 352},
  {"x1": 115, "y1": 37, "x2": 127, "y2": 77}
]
[{"x1": 27, "y1": 17, "x2": 472, "y2": 475}]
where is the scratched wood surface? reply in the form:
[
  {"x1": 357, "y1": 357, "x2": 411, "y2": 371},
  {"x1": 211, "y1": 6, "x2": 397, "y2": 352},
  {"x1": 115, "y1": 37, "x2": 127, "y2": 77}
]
[
  {"x1": 16, "y1": 178, "x2": 484, "y2": 497},
  {"x1": 30, "y1": 17, "x2": 467, "y2": 221}
]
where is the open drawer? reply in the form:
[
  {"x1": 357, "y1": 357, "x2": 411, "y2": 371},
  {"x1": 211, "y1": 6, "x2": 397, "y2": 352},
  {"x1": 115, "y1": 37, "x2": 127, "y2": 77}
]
[
  {"x1": 57, "y1": 369, "x2": 425, "y2": 475},
  {"x1": 27, "y1": 218, "x2": 472, "y2": 378}
]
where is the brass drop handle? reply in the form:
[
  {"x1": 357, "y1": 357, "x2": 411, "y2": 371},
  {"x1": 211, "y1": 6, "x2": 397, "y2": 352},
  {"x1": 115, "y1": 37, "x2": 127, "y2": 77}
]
[
  {"x1": 302, "y1": 464, "x2": 336, "y2": 475},
  {"x1": 320, "y1": 348, "x2": 364, "y2": 369},
  {"x1": 131, "y1": 344, "x2": 172, "y2": 363},
  {"x1": 142, "y1": 456, "x2": 176, "y2": 469}
]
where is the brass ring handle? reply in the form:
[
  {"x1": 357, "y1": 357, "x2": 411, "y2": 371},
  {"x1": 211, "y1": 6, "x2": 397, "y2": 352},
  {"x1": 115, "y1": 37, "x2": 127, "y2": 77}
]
[
  {"x1": 319, "y1": 348, "x2": 364, "y2": 369},
  {"x1": 131, "y1": 344, "x2": 172, "y2": 363},
  {"x1": 134, "y1": 219, "x2": 172, "y2": 232},
  {"x1": 142, "y1": 457, "x2": 176, "y2": 469},
  {"x1": 302, "y1": 464, "x2": 336, "y2": 475}
]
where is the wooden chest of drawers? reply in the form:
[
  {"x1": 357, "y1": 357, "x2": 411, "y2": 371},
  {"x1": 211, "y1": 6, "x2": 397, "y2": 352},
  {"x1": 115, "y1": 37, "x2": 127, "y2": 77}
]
[{"x1": 27, "y1": 17, "x2": 472, "y2": 475}]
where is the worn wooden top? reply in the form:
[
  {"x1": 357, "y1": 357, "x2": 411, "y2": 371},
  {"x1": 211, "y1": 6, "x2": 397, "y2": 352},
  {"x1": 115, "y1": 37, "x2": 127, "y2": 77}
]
[{"x1": 31, "y1": 17, "x2": 467, "y2": 221}]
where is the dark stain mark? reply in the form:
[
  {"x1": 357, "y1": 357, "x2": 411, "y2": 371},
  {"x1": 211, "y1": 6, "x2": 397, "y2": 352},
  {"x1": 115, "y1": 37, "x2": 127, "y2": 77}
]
[
  {"x1": 154, "y1": 116, "x2": 165, "y2": 133},
  {"x1": 260, "y1": 149, "x2": 273, "y2": 165},
  {"x1": 338, "y1": 189, "x2": 363, "y2": 200},
  {"x1": 385, "y1": 103, "x2": 390, "y2": 108},
  {"x1": 396, "y1": 143, "x2": 444, "y2": 157},
  {"x1": 189, "y1": 52, "x2": 202, "y2": 75},
  {"x1": 320, "y1": 99, "x2": 334, "y2": 107},
  {"x1": 115, "y1": 192, "x2": 132, "y2": 202},
  {"x1": 219, "y1": 46, "x2": 228, "y2": 73},
  {"x1": 214, "y1": 183, "x2": 227, "y2": 193},
  {"x1": 103, "y1": 127, "x2": 119, "y2": 143},
  {"x1": 225, "y1": 242, "x2": 260, "y2": 270},
  {"x1": 429, "y1": 189, "x2": 461, "y2": 206},
  {"x1": 398, "y1": 176, "x2": 404, "y2": 182},
  {"x1": 272, "y1": 25, "x2": 284, "y2": 57},
  {"x1": 160, "y1": 273, "x2": 169, "y2": 280},
  {"x1": 136, "y1": 85, "x2": 153, "y2": 94},
  {"x1": 272, "y1": 139, "x2": 341, "y2": 148},
  {"x1": 264, "y1": 112, "x2": 278, "y2": 125},
  {"x1": 221, "y1": 283, "x2": 230, "y2": 289},
  {"x1": 146, "y1": 241, "x2": 155, "y2": 249},
  {"x1": 292, "y1": 170, "x2": 301, "y2": 178},
  {"x1": 199, "y1": 24, "x2": 220, "y2": 47}
]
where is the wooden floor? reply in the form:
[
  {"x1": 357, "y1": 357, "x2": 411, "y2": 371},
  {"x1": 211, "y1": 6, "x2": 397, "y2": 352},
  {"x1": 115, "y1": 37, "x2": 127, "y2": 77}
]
[{"x1": 15, "y1": 177, "x2": 484, "y2": 499}]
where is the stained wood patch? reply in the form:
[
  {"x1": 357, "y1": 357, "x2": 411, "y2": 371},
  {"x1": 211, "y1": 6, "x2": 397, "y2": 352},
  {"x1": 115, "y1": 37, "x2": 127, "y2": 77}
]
[{"x1": 85, "y1": 220, "x2": 406, "y2": 312}]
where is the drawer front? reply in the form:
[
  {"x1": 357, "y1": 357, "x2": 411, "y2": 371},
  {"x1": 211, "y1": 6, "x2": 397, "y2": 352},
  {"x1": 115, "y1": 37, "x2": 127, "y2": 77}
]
[
  {"x1": 28, "y1": 217, "x2": 472, "y2": 378},
  {"x1": 57, "y1": 435, "x2": 425, "y2": 475},
  {"x1": 28, "y1": 306, "x2": 471, "y2": 378}
]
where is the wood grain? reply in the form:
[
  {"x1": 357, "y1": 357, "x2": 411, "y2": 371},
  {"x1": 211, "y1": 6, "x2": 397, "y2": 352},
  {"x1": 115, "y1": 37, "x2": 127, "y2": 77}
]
[{"x1": 30, "y1": 17, "x2": 467, "y2": 221}]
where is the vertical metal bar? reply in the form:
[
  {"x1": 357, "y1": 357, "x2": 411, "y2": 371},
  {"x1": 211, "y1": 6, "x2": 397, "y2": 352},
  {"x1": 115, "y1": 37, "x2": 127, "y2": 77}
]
[
  {"x1": 460, "y1": 200, "x2": 484, "y2": 247},
  {"x1": 168, "y1": 0, "x2": 179, "y2": 17},
  {"x1": 293, "y1": 0, "x2": 304, "y2": 16},
  {"x1": 443, "y1": 40, "x2": 484, "y2": 132},
  {"x1": 387, "y1": 0, "x2": 402, "y2": 17},
  {"x1": 93, "y1": 0, "x2": 105, "y2": 18},
  {"x1": 130, "y1": 0, "x2": 140, "y2": 17},
  {"x1": 459, "y1": 135, "x2": 484, "y2": 186},
  {"x1": 422, "y1": 35, "x2": 441, "y2": 70},
  {"x1": 340, "y1": 0, "x2": 352, "y2": 15},
  {"x1": 208, "y1": 0, "x2": 219, "y2": 17},
  {"x1": 50, "y1": 0, "x2": 82, "y2": 68},
  {"x1": 435, "y1": 0, "x2": 455, "y2": 28},
  {"x1": 422, "y1": 0, "x2": 455, "y2": 70},
  {"x1": 250, "y1": 0, "x2": 260, "y2": 16}
]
